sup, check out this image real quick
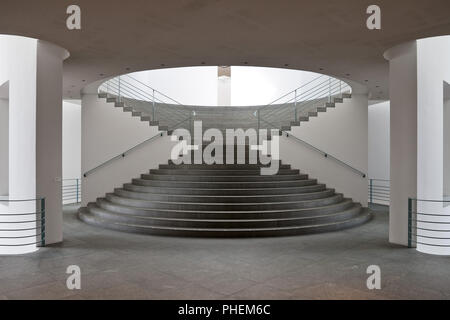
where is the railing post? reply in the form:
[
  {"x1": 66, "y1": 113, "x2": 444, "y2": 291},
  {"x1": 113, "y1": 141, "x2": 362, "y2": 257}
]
[
  {"x1": 76, "y1": 179, "x2": 79, "y2": 204},
  {"x1": 152, "y1": 89, "x2": 156, "y2": 121},
  {"x1": 257, "y1": 110, "x2": 261, "y2": 145},
  {"x1": 294, "y1": 89, "x2": 298, "y2": 121},
  {"x1": 40, "y1": 198, "x2": 46, "y2": 247},
  {"x1": 340, "y1": 80, "x2": 342, "y2": 95},
  {"x1": 329, "y1": 77, "x2": 332, "y2": 103},
  {"x1": 118, "y1": 76, "x2": 121, "y2": 102},
  {"x1": 369, "y1": 179, "x2": 373, "y2": 205},
  {"x1": 189, "y1": 110, "x2": 193, "y2": 136},
  {"x1": 408, "y1": 197, "x2": 412, "y2": 248}
]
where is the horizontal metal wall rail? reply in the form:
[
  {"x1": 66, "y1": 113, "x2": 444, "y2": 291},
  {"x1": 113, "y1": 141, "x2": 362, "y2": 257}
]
[
  {"x1": 63, "y1": 179, "x2": 81, "y2": 204},
  {"x1": 368, "y1": 179, "x2": 390, "y2": 205},
  {"x1": 0, "y1": 198, "x2": 46, "y2": 248},
  {"x1": 408, "y1": 198, "x2": 450, "y2": 249}
]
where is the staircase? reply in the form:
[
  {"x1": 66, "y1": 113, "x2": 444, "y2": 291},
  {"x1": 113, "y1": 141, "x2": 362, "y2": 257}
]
[
  {"x1": 96, "y1": 74, "x2": 353, "y2": 134},
  {"x1": 79, "y1": 145, "x2": 371, "y2": 237},
  {"x1": 81, "y1": 75, "x2": 370, "y2": 237}
]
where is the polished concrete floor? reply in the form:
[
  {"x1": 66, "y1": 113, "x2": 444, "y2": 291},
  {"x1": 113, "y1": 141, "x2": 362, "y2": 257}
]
[{"x1": 0, "y1": 204, "x2": 449, "y2": 300}]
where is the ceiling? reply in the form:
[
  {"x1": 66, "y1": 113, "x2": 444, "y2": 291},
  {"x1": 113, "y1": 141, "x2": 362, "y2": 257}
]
[{"x1": 0, "y1": 0, "x2": 450, "y2": 100}]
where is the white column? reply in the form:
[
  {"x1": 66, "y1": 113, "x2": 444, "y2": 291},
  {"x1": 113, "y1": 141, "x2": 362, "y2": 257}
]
[
  {"x1": 384, "y1": 42, "x2": 418, "y2": 246},
  {"x1": 385, "y1": 36, "x2": 450, "y2": 254},
  {"x1": 0, "y1": 36, "x2": 68, "y2": 254},
  {"x1": 415, "y1": 36, "x2": 450, "y2": 255},
  {"x1": 36, "y1": 40, "x2": 69, "y2": 245},
  {"x1": 0, "y1": 84, "x2": 8, "y2": 196},
  {"x1": 218, "y1": 66, "x2": 231, "y2": 106}
]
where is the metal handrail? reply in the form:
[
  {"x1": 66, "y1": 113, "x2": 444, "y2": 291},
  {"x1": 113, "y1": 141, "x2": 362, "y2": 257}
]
[
  {"x1": 259, "y1": 117, "x2": 366, "y2": 178},
  {"x1": 265, "y1": 75, "x2": 326, "y2": 106},
  {"x1": 260, "y1": 77, "x2": 333, "y2": 113},
  {"x1": 83, "y1": 131, "x2": 169, "y2": 177},
  {"x1": 101, "y1": 76, "x2": 192, "y2": 123},
  {"x1": 123, "y1": 74, "x2": 184, "y2": 106},
  {"x1": 87, "y1": 74, "x2": 199, "y2": 178},
  {"x1": 259, "y1": 79, "x2": 349, "y2": 121},
  {"x1": 0, "y1": 197, "x2": 46, "y2": 248}
]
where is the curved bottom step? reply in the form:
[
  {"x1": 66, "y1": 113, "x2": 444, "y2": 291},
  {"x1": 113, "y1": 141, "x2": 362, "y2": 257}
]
[{"x1": 78, "y1": 207, "x2": 372, "y2": 238}]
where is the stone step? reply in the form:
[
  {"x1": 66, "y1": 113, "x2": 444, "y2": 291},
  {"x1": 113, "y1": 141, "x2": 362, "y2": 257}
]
[
  {"x1": 78, "y1": 207, "x2": 371, "y2": 238},
  {"x1": 149, "y1": 169, "x2": 300, "y2": 176},
  {"x1": 113, "y1": 188, "x2": 336, "y2": 203},
  {"x1": 140, "y1": 173, "x2": 308, "y2": 182},
  {"x1": 122, "y1": 182, "x2": 326, "y2": 196},
  {"x1": 131, "y1": 178, "x2": 319, "y2": 189},
  {"x1": 104, "y1": 192, "x2": 344, "y2": 211}
]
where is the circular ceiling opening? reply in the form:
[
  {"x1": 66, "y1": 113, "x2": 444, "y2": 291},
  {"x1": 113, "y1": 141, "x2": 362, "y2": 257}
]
[{"x1": 99, "y1": 66, "x2": 351, "y2": 107}]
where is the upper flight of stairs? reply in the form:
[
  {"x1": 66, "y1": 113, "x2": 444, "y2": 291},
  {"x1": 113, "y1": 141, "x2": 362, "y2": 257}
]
[
  {"x1": 97, "y1": 91, "x2": 352, "y2": 134},
  {"x1": 78, "y1": 147, "x2": 371, "y2": 237}
]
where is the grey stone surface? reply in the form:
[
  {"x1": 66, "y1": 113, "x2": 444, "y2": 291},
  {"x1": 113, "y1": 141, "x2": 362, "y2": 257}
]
[{"x1": 0, "y1": 204, "x2": 449, "y2": 299}]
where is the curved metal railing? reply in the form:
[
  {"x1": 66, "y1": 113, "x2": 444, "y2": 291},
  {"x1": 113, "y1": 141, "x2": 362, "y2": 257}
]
[
  {"x1": 258, "y1": 75, "x2": 351, "y2": 128},
  {"x1": 0, "y1": 197, "x2": 46, "y2": 252},
  {"x1": 99, "y1": 75, "x2": 193, "y2": 131},
  {"x1": 408, "y1": 198, "x2": 450, "y2": 249},
  {"x1": 88, "y1": 72, "x2": 356, "y2": 178},
  {"x1": 83, "y1": 131, "x2": 168, "y2": 177}
]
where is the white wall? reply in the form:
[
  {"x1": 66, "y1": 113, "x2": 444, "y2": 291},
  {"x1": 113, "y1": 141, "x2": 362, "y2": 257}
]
[
  {"x1": 444, "y1": 89, "x2": 450, "y2": 196},
  {"x1": 81, "y1": 94, "x2": 176, "y2": 206},
  {"x1": 281, "y1": 94, "x2": 368, "y2": 206},
  {"x1": 63, "y1": 100, "x2": 81, "y2": 180},
  {"x1": 0, "y1": 36, "x2": 38, "y2": 255},
  {"x1": 231, "y1": 67, "x2": 319, "y2": 106},
  {"x1": 132, "y1": 67, "x2": 218, "y2": 106},
  {"x1": 218, "y1": 76, "x2": 231, "y2": 106},
  {"x1": 35, "y1": 40, "x2": 67, "y2": 246},
  {"x1": 0, "y1": 96, "x2": 8, "y2": 196},
  {"x1": 368, "y1": 101, "x2": 390, "y2": 180},
  {"x1": 384, "y1": 41, "x2": 418, "y2": 247},
  {"x1": 416, "y1": 36, "x2": 450, "y2": 255}
]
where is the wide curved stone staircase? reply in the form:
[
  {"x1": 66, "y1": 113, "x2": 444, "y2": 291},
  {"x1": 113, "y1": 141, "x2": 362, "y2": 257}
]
[{"x1": 79, "y1": 146, "x2": 371, "y2": 237}]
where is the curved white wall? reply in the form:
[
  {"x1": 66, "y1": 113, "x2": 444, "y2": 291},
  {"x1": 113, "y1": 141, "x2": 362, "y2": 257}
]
[
  {"x1": 129, "y1": 66, "x2": 324, "y2": 106},
  {"x1": 416, "y1": 36, "x2": 450, "y2": 255},
  {"x1": 0, "y1": 35, "x2": 67, "y2": 254},
  {"x1": 368, "y1": 101, "x2": 390, "y2": 181},
  {"x1": 386, "y1": 35, "x2": 450, "y2": 255},
  {"x1": 63, "y1": 100, "x2": 81, "y2": 180}
]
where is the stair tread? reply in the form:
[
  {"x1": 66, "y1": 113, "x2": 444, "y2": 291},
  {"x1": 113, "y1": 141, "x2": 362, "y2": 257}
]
[
  {"x1": 102, "y1": 193, "x2": 344, "y2": 213},
  {"x1": 81, "y1": 207, "x2": 370, "y2": 232},
  {"x1": 115, "y1": 188, "x2": 334, "y2": 199},
  {"x1": 124, "y1": 183, "x2": 326, "y2": 192},
  {"x1": 87, "y1": 202, "x2": 362, "y2": 222},
  {"x1": 99, "y1": 195, "x2": 349, "y2": 213},
  {"x1": 106, "y1": 192, "x2": 341, "y2": 206}
]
